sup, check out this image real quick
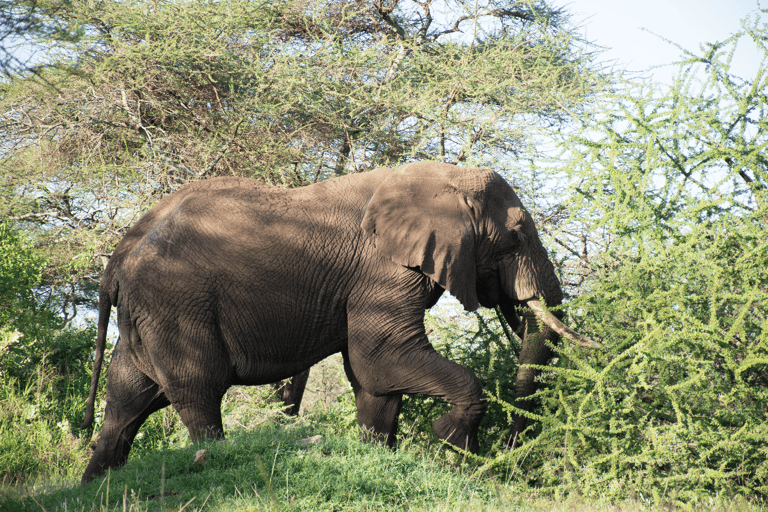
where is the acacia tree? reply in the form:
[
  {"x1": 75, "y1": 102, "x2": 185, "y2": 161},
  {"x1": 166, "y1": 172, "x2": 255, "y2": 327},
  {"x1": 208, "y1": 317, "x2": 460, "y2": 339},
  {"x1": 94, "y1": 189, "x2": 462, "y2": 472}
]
[
  {"x1": 0, "y1": 0, "x2": 602, "y2": 318},
  {"x1": 489, "y1": 15, "x2": 768, "y2": 500}
]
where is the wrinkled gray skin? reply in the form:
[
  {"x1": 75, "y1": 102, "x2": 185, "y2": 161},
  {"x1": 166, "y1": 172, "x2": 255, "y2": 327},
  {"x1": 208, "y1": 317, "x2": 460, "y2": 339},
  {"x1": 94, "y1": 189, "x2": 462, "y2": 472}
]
[
  {"x1": 80, "y1": 162, "x2": 590, "y2": 485},
  {"x1": 272, "y1": 369, "x2": 310, "y2": 416}
]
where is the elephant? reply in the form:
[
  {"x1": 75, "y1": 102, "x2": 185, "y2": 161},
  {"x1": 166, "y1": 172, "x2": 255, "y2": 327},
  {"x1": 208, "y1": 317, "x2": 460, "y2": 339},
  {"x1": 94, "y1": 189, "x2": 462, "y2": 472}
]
[
  {"x1": 80, "y1": 161, "x2": 596, "y2": 485},
  {"x1": 271, "y1": 368, "x2": 310, "y2": 416}
]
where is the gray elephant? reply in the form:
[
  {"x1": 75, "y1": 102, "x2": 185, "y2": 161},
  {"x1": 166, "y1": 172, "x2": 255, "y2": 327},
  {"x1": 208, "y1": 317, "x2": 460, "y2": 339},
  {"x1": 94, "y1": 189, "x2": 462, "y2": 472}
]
[{"x1": 80, "y1": 162, "x2": 594, "y2": 484}]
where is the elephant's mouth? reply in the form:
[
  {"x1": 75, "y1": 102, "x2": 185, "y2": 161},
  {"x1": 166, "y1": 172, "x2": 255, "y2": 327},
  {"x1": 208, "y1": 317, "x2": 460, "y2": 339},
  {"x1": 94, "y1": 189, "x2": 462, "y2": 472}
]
[{"x1": 526, "y1": 298, "x2": 601, "y2": 349}]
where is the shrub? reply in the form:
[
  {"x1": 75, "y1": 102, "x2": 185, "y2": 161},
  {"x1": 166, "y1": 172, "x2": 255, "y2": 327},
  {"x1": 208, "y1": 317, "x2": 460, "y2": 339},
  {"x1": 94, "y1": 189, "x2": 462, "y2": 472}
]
[
  {"x1": 0, "y1": 223, "x2": 97, "y2": 483},
  {"x1": 487, "y1": 20, "x2": 768, "y2": 502}
]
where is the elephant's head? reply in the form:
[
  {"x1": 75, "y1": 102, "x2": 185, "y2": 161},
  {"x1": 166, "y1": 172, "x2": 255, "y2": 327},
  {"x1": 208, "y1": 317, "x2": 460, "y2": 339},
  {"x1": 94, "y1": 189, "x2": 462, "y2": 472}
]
[{"x1": 361, "y1": 161, "x2": 595, "y2": 349}]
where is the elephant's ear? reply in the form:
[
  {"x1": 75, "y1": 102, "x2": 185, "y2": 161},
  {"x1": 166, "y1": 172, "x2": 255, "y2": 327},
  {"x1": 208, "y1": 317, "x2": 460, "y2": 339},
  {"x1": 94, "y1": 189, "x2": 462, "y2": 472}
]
[{"x1": 361, "y1": 162, "x2": 481, "y2": 312}]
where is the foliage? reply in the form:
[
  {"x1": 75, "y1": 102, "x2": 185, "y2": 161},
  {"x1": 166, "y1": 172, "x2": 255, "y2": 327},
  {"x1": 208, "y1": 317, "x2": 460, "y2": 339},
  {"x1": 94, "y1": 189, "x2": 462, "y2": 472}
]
[
  {"x1": 0, "y1": 0, "x2": 602, "y2": 317},
  {"x1": 0, "y1": 222, "x2": 47, "y2": 329},
  {"x1": 0, "y1": 223, "x2": 97, "y2": 483},
  {"x1": 0, "y1": 336, "x2": 97, "y2": 484},
  {"x1": 1, "y1": 222, "x2": 94, "y2": 384},
  {"x1": 486, "y1": 15, "x2": 768, "y2": 502},
  {"x1": 0, "y1": 371, "x2": 90, "y2": 485}
]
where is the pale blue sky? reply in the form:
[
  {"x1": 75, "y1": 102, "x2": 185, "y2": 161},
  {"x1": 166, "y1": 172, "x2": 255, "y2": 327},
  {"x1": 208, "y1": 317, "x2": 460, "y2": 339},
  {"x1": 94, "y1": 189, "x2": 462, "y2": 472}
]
[{"x1": 567, "y1": 0, "x2": 764, "y2": 82}]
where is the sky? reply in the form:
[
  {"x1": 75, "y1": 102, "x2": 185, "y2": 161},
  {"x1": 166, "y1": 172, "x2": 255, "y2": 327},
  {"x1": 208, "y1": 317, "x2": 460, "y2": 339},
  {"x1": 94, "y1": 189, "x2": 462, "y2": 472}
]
[{"x1": 565, "y1": 0, "x2": 764, "y2": 83}]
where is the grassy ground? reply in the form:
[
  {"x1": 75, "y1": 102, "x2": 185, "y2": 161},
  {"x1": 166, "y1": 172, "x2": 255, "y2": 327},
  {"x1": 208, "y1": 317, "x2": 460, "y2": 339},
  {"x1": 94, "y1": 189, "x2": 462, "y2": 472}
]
[
  {"x1": 2, "y1": 418, "x2": 764, "y2": 512},
  {"x1": 1, "y1": 358, "x2": 766, "y2": 512}
]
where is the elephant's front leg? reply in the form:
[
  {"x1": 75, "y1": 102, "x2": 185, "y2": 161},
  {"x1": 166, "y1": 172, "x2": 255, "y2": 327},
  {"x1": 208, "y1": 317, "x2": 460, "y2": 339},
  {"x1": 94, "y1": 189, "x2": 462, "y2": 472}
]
[
  {"x1": 346, "y1": 307, "x2": 487, "y2": 453},
  {"x1": 342, "y1": 350, "x2": 402, "y2": 447}
]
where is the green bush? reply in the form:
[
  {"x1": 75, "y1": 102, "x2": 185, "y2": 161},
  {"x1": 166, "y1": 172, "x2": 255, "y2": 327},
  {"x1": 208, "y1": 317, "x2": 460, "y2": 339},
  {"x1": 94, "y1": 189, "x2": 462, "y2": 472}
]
[
  {"x1": 0, "y1": 223, "x2": 97, "y2": 483},
  {"x1": 0, "y1": 373, "x2": 88, "y2": 483},
  {"x1": 486, "y1": 21, "x2": 768, "y2": 502},
  {"x1": 0, "y1": 222, "x2": 48, "y2": 333}
]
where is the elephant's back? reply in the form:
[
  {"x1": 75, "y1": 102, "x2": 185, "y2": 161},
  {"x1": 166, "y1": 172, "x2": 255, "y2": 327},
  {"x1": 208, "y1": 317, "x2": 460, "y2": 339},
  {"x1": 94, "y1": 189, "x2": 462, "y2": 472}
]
[
  {"x1": 107, "y1": 178, "x2": 271, "y2": 269},
  {"x1": 117, "y1": 171, "x2": 388, "y2": 266},
  {"x1": 110, "y1": 171, "x2": 384, "y2": 346},
  {"x1": 117, "y1": 172, "x2": 366, "y2": 310}
]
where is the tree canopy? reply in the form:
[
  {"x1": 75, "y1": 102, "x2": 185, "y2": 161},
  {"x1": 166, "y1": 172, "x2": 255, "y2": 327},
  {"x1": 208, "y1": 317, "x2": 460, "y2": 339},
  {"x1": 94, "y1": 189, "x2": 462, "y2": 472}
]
[{"x1": 1, "y1": 0, "x2": 602, "y2": 318}]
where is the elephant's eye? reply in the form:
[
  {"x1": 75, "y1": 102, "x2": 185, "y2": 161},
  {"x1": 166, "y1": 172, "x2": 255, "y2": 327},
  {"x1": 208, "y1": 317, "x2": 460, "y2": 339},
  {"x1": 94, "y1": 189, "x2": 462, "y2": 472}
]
[{"x1": 510, "y1": 226, "x2": 526, "y2": 246}]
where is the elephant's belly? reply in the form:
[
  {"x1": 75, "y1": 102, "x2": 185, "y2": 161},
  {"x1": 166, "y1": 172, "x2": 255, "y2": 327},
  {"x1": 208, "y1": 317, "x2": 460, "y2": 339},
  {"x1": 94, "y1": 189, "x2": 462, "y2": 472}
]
[
  {"x1": 221, "y1": 323, "x2": 347, "y2": 386},
  {"x1": 216, "y1": 274, "x2": 350, "y2": 385},
  {"x1": 230, "y1": 357, "x2": 319, "y2": 385}
]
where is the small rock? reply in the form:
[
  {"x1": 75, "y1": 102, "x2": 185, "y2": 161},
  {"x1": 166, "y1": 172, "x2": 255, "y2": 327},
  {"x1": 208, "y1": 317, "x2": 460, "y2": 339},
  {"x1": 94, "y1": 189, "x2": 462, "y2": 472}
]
[
  {"x1": 193, "y1": 449, "x2": 211, "y2": 465},
  {"x1": 298, "y1": 435, "x2": 323, "y2": 445}
]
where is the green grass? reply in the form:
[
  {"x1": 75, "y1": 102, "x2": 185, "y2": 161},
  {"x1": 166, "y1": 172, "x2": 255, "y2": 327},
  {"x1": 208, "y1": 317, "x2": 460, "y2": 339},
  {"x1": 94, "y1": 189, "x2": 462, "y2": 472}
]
[
  {"x1": 2, "y1": 412, "x2": 767, "y2": 512},
  {"x1": 1, "y1": 421, "x2": 496, "y2": 511}
]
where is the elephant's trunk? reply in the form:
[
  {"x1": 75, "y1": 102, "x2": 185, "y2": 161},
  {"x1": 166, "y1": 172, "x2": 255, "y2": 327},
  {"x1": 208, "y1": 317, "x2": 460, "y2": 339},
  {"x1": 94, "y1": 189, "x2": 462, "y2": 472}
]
[
  {"x1": 504, "y1": 299, "x2": 599, "y2": 450},
  {"x1": 501, "y1": 242, "x2": 599, "y2": 349}
]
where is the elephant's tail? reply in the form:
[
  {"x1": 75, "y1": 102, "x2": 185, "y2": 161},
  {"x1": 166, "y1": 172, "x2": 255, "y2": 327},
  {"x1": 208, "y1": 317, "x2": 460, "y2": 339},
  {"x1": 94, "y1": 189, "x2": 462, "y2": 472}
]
[{"x1": 80, "y1": 287, "x2": 113, "y2": 430}]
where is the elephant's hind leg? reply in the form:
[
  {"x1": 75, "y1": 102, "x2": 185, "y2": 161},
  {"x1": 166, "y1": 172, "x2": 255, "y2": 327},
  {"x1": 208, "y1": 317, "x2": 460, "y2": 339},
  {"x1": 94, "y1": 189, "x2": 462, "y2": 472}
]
[
  {"x1": 82, "y1": 348, "x2": 169, "y2": 484},
  {"x1": 141, "y1": 319, "x2": 233, "y2": 443},
  {"x1": 169, "y1": 392, "x2": 227, "y2": 443},
  {"x1": 272, "y1": 368, "x2": 311, "y2": 416},
  {"x1": 157, "y1": 339, "x2": 231, "y2": 443}
]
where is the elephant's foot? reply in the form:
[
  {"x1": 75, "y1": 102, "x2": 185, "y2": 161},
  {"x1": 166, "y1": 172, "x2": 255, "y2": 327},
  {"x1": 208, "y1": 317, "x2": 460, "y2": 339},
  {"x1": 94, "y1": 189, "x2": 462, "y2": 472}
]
[
  {"x1": 81, "y1": 455, "x2": 112, "y2": 485},
  {"x1": 354, "y1": 391, "x2": 403, "y2": 448},
  {"x1": 81, "y1": 425, "x2": 135, "y2": 485},
  {"x1": 82, "y1": 449, "x2": 124, "y2": 485},
  {"x1": 432, "y1": 400, "x2": 487, "y2": 453}
]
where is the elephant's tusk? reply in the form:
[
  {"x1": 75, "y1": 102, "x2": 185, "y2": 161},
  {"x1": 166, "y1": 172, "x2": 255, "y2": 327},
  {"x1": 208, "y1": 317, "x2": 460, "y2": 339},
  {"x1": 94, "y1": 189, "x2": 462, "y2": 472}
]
[{"x1": 526, "y1": 299, "x2": 602, "y2": 349}]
